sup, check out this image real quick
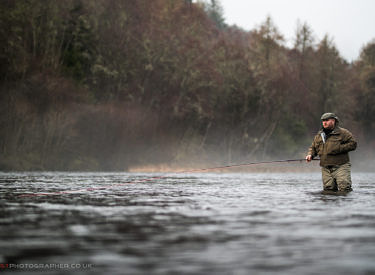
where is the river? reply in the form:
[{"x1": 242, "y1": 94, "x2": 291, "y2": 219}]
[{"x1": 1, "y1": 172, "x2": 375, "y2": 274}]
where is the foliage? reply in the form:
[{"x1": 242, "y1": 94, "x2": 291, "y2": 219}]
[
  {"x1": 355, "y1": 41, "x2": 375, "y2": 141},
  {"x1": 0, "y1": 0, "x2": 372, "y2": 170}
]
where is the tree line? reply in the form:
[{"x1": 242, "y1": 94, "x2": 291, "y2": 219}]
[{"x1": 0, "y1": 0, "x2": 374, "y2": 171}]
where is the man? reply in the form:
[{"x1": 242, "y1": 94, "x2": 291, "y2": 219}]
[{"x1": 306, "y1": 113, "x2": 357, "y2": 193}]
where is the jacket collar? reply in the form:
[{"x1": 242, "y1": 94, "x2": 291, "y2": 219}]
[
  {"x1": 319, "y1": 126, "x2": 341, "y2": 135},
  {"x1": 331, "y1": 126, "x2": 341, "y2": 135}
]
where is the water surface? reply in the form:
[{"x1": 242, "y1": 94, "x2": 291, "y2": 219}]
[{"x1": 1, "y1": 172, "x2": 375, "y2": 274}]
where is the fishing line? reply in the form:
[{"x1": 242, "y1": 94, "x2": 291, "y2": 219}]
[{"x1": 17, "y1": 158, "x2": 318, "y2": 197}]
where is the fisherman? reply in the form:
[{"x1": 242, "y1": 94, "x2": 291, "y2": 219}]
[{"x1": 306, "y1": 113, "x2": 357, "y2": 192}]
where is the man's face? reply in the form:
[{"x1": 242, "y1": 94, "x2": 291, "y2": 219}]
[{"x1": 322, "y1": 118, "x2": 336, "y2": 129}]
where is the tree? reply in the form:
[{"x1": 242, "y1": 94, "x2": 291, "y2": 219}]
[
  {"x1": 315, "y1": 35, "x2": 347, "y2": 114},
  {"x1": 203, "y1": 0, "x2": 226, "y2": 29},
  {"x1": 293, "y1": 20, "x2": 315, "y2": 80},
  {"x1": 251, "y1": 16, "x2": 284, "y2": 67},
  {"x1": 356, "y1": 40, "x2": 375, "y2": 140}
]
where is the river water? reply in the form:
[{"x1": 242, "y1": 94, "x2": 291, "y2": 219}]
[{"x1": 1, "y1": 172, "x2": 375, "y2": 275}]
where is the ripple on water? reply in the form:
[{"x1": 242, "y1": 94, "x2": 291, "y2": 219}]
[{"x1": 0, "y1": 172, "x2": 374, "y2": 274}]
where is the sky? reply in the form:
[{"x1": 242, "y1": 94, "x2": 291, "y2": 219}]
[{"x1": 219, "y1": 0, "x2": 375, "y2": 61}]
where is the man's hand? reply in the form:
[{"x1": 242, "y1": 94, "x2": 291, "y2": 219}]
[{"x1": 305, "y1": 155, "x2": 313, "y2": 162}]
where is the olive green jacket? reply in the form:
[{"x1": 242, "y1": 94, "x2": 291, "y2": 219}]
[{"x1": 308, "y1": 126, "x2": 357, "y2": 167}]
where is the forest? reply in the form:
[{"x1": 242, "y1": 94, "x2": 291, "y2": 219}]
[{"x1": 1, "y1": 0, "x2": 374, "y2": 171}]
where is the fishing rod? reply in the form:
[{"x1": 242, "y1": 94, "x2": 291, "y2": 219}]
[
  {"x1": 18, "y1": 158, "x2": 318, "y2": 197},
  {"x1": 180, "y1": 158, "x2": 318, "y2": 173}
]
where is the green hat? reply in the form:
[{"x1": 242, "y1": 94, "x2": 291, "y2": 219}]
[{"x1": 321, "y1": 112, "x2": 339, "y2": 121}]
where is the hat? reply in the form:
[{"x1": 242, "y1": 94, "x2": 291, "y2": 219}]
[{"x1": 321, "y1": 112, "x2": 339, "y2": 121}]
